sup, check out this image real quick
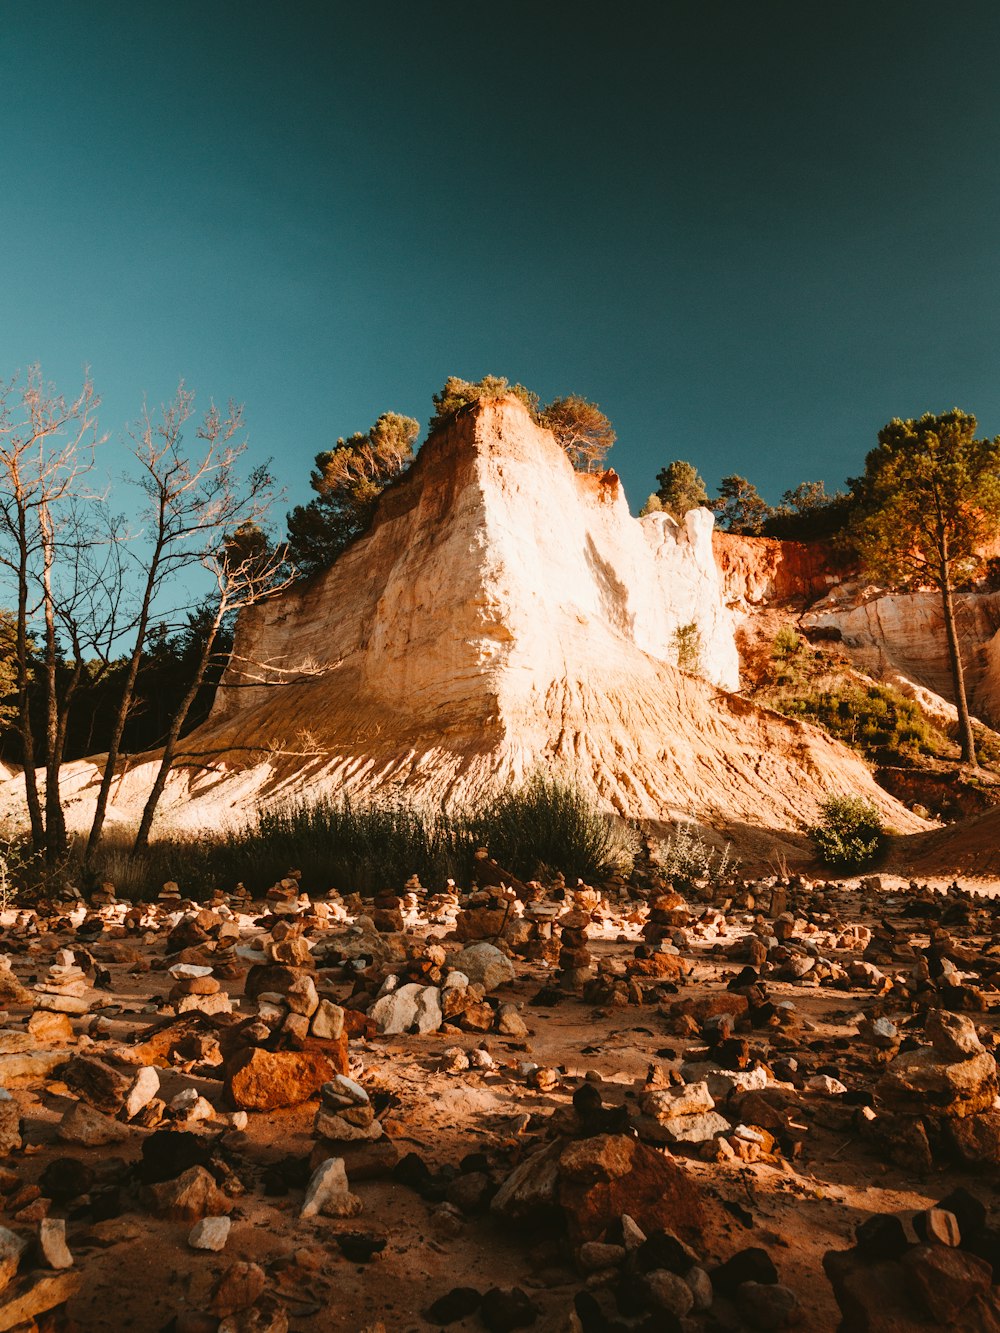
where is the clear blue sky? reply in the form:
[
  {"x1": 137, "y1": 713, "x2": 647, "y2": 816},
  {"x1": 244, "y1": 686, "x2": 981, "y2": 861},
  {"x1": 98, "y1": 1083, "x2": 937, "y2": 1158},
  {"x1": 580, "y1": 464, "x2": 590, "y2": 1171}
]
[{"x1": 3, "y1": 1, "x2": 1000, "y2": 520}]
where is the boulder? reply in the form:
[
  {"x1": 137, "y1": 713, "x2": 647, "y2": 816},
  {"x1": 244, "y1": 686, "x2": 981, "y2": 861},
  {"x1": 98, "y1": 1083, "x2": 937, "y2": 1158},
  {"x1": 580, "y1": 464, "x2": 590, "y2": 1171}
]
[
  {"x1": 450, "y1": 944, "x2": 516, "y2": 992},
  {"x1": 492, "y1": 1133, "x2": 707, "y2": 1249},
  {"x1": 224, "y1": 1048, "x2": 339, "y2": 1111}
]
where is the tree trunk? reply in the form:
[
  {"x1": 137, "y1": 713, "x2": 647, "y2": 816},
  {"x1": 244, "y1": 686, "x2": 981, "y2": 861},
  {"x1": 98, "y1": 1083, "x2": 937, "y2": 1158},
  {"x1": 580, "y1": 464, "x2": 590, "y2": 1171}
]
[
  {"x1": 40, "y1": 507, "x2": 65, "y2": 861},
  {"x1": 940, "y1": 569, "x2": 978, "y2": 766},
  {"x1": 132, "y1": 618, "x2": 222, "y2": 855},
  {"x1": 15, "y1": 510, "x2": 44, "y2": 848},
  {"x1": 86, "y1": 540, "x2": 164, "y2": 868}
]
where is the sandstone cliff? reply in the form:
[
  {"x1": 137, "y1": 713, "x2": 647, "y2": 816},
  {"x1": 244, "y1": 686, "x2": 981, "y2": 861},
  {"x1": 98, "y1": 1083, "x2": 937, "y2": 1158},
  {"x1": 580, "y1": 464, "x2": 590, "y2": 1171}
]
[{"x1": 93, "y1": 395, "x2": 908, "y2": 843}]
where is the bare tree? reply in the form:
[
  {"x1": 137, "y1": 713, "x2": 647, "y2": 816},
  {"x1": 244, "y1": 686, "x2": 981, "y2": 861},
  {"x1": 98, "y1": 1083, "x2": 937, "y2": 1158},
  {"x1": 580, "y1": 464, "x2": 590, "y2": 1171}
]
[
  {"x1": 0, "y1": 367, "x2": 103, "y2": 858},
  {"x1": 85, "y1": 387, "x2": 276, "y2": 866},
  {"x1": 132, "y1": 522, "x2": 293, "y2": 853}
]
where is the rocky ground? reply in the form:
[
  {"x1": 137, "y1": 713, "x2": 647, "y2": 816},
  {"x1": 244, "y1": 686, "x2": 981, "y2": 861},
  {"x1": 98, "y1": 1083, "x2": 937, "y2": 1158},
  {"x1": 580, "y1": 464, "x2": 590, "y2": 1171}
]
[{"x1": 0, "y1": 860, "x2": 997, "y2": 1331}]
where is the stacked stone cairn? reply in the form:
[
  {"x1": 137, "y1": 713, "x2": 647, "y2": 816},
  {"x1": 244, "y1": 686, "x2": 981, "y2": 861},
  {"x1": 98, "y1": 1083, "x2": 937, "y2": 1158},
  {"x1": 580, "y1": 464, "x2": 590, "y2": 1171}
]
[
  {"x1": 557, "y1": 909, "x2": 592, "y2": 989},
  {"x1": 167, "y1": 963, "x2": 231, "y2": 1016},
  {"x1": 34, "y1": 949, "x2": 90, "y2": 1016}
]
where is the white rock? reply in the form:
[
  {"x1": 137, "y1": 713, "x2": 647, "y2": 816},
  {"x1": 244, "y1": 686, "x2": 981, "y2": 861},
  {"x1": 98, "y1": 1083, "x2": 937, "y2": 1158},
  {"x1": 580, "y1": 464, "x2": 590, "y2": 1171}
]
[
  {"x1": 168, "y1": 964, "x2": 214, "y2": 979},
  {"x1": 806, "y1": 1074, "x2": 847, "y2": 1096},
  {"x1": 369, "y1": 983, "x2": 423, "y2": 1034},
  {"x1": 188, "y1": 1216, "x2": 231, "y2": 1251},
  {"x1": 450, "y1": 944, "x2": 515, "y2": 992},
  {"x1": 0, "y1": 1226, "x2": 25, "y2": 1292},
  {"x1": 39, "y1": 1218, "x2": 72, "y2": 1270},
  {"x1": 123, "y1": 1066, "x2": 160, "y2": 1120},
  {"x1": 300, "y1": 1158, "x2": 362, "y2": 1220}
]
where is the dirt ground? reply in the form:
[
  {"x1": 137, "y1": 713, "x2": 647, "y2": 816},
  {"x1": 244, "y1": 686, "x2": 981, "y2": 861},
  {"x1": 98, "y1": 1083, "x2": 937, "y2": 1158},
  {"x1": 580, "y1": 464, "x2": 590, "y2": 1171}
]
[{"x1": 0, "y1": 869, "x2": 999, "y2": 1332}]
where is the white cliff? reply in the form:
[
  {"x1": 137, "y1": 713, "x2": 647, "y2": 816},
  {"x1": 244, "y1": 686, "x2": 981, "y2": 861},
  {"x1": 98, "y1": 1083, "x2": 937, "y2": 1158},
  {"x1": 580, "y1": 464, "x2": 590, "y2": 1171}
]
[{"x1": 31, "y1": 396, "x2": 922, "y2": 843}]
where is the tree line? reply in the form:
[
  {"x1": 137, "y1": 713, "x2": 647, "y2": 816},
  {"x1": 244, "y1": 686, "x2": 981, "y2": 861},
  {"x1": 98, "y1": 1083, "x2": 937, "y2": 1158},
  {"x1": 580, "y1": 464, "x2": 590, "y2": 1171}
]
[{"x1": 649, "y1": 412, "x2": 1000, "y2": 768}]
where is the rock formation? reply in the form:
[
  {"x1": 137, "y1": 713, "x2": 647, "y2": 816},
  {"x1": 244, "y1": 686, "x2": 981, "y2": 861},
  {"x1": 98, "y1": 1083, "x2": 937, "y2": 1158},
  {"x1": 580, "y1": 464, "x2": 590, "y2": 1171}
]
[
  {"x1": 10, "y1": 395, "x2": 926, "y2": 846},
  {"x1": 115, "y1": 395, "x2": 909, "y2": 838}
]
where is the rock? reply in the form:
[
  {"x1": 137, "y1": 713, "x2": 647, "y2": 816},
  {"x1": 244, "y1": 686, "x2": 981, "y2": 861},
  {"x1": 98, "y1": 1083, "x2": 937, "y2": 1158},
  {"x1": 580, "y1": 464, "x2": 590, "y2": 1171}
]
[
  {"x1": 657, "y1": 1111, "x2": 732, "y2": 1144},
  {"x1": 189, "y1": 1216, "x2": 232, "y2": 1251},
  {"x1": 578, "y1": 1241, "x2": 625, "y2": 1271},
  {"x1": 496, "y1": 1004, "x2": 528, "y2": 1037},
  {"x1": 210, "y1": 1262, "x2": 267, "y2": 1318},
  {"x1": 300, "y1": 1157, "x2": 362, "y2": 1219},
  {"x1": 642, "y1": 1081, "x2": 715, "y2": 1119},
  {"x1": 0, "y1": 1100, "x2": 21, "y2": 1154},
  {"x1": 425, "y1": 1288, "x2": 482, "y2": 1324},
  {"x1": 686, "y1": 1266, "x2": 713, "y2": 1311},
  {"x1": 285, "y1": 974, "x2": 318, "y2": 1017},
  {"x1": 806, "y1": 1074, "x2": 846, "y2": 1096},
  {"x1": 122, "y1": 1066, "x2": 160, "y2": 1120},
  {"x1": 644, "y1": 1269, "x2": 694, "y2": 1317},
  {"x1": 148, "y1": 1165, "x2": 233, "y2": 1221},
  {"x1": 854, "y1": 1214, "x2": 909, "y2": 1261},
  {"x1": 369, "y1": 984, "x2": 421, "y2": 1035},
  {"x1": 311, "y1": 1000, "x2": 345, "y2": 1040},
  {"x1": 877, "y1": 1047, "x2": 997, "y2": 1118},
  {"x1": 0, "y1": 1227, "x2": 26, "y2": 1295},
  {"x1": 711, "y1": 1248, "x2": 779, "y2": 1296},
  {"x1": 57, "y1": 1102, "x2": 128, "y2": 1147},
  {"x1": 62, "y1": 1054, "x2": 132, "y2": 1114},
  {"x1": 0, "y1": 1271, "x2": 80, "y2": 1327},
  {"x1": 902, "y1": 1243, "x2": 992, "y2": 1324},
  {"x1": 413, "y1": 986, "x2": 443, "y2": 1034},
  {"x1": 0, "y1": 1050, "x2": 66, "y2": 1083},
  {"x1": 916, "y1": 1207, "x2": 961, "y2": 1247},
  {"x1": 224, "y1": 1048, "x2": 339, "y2": 1110},
  {"x1": 926, "y1": 1009, "x2": 984, "y2": 1060},
  {"x1": 479, "y1": 1286, "x2": 539, "y2": 1331},
  {"x1": 38, "y1": 1219, "x2": 72, "y2": 1270},
  {"x1": 737, "y1": 1281, "x2": 800, "y2": 1328},
  {"x1": 947, "y1": 1110, "x2": 1000, "y2": 1165},
  {"x1": 451, "y1": 944, "x2": 515, "y2": 992},
  {"x1": 492, "y1": 1133, "x2": 707, "y2": 1249},
  {"x1": 26, "y1": 1012, "x2": 73, "y2": 1044}
]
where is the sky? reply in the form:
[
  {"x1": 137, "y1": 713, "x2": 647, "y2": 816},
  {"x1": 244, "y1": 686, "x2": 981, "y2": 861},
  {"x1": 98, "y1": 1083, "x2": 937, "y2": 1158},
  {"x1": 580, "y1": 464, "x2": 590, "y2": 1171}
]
[{"x1": 3, "y1": 1, "x2": 1000, "y2": 520}]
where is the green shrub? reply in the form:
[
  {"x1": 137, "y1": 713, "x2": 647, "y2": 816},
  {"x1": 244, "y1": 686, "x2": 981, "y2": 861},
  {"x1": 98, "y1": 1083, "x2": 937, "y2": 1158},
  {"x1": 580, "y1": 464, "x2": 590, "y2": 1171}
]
[
  {"x1": 673, "y1": 622, "x2": 703, "y2": 675},
  {"x1": 808, "y1": 796, "x2": 886, "y2": 871},
  {"x1": 772, "y1": 626, "x2": 802, "y2": 660},
  {"x1": 777, "y1": 683, "x2": 933, "y2": 762},
  {"x1": 73, "y1": 775, "x2": 638, "y2": 901},
  {"x1": 465, "y1": 773, "x2": 639, "y2": 882}
]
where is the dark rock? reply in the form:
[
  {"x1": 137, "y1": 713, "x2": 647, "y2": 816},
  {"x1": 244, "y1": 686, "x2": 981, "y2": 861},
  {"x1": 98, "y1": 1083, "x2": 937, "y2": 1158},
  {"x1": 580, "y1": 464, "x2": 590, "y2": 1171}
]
[
  {"x1": 136, "y1": 1130, "x2": 211, "y2": 1185},
  {"x1": 424, "y1": 1287, "x2": 482, "y2": 1324},
  {"x1": 711, "y1": 1247, "x2": 779, "y2": 1296},
  {"x1": 480, "y1": 1287, "x2": 539, "y2": 1332},
  {"x1": 854, "y1": 1213, "x2": 910, "y2": 1262}
]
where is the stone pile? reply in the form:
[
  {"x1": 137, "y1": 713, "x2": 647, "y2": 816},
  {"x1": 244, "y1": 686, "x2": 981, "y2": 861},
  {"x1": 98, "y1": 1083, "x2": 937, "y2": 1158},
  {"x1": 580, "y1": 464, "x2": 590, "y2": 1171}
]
[
  {"x1": 556, "y1": 908, "x2": 592, "y2": 989},
  {"x1": 825, "y1": 1189, "x2": 1000, "y2": 1330},
  {"x1": 166, "y1": 962, "x2": 231, "y2": 1016},
  {"x1": 33, "y1": 949, "x2": 90, "y2": 1016}
]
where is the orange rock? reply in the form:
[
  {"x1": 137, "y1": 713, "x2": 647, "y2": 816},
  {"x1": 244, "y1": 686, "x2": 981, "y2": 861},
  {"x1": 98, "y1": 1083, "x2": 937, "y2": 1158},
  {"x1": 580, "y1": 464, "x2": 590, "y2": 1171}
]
[{"x1": 224, "y1": 1047, "x2": 340, "y2": 1111}]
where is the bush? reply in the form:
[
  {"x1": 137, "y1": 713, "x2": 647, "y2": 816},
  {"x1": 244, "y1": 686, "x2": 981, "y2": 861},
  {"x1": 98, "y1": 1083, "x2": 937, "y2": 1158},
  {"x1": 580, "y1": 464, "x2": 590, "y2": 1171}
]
[
  {"x1": 71, "y1": 776, "x2": 638, "y2": 900},
  {"x1": 657, "y1": 820, "x2": 738, "y2": 889},
  {"x1": 772, "y1": 626, "x2": 802, "y2": 660},
  {"x1": 808, "y1": 796, "x2": 886, "y2": 871},
  {"x1": 673, "y1": 622, "x2": 703, "y2": 675},
  {"x1": 429, "y1": 376, "x2": 539, "y2": 434},
  {"x1": 465, "y1": 774, "x2": 639, "y2": 882},
  {"x1": 777, "y1": 683, "x2": 933, "y2": 763}
]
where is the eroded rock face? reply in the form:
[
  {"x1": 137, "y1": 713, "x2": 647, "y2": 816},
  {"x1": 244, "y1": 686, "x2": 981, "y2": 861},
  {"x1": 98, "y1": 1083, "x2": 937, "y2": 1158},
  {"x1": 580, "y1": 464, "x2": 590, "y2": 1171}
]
[{"x1": 73, "y1": 396, "x2": 920, "y2": 842}]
